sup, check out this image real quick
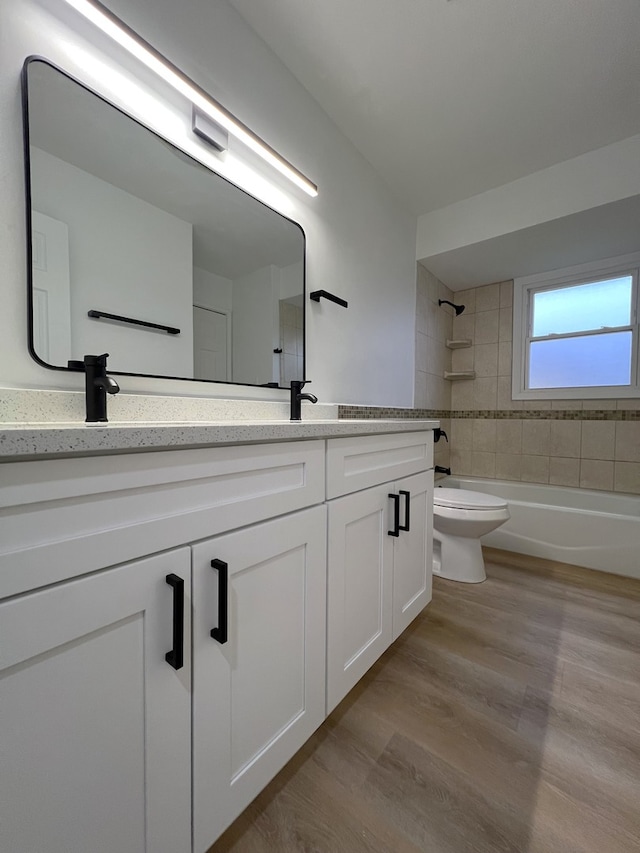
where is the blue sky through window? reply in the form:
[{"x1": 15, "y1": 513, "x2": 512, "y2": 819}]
[{"x1": 532, "y1": 276, "x2": 632, "y2": 338}]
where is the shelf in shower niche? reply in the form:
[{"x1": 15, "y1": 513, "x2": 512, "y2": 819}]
[
  {"x1": 446, "y1": 339, "x2": 472, "y2": 349},
  {"x1": 444, "y1": 370, "x2": 476, "y2": 381}
]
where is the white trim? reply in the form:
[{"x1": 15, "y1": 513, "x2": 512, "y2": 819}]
[{"x1": 512, "y1": 252, "x2": 640, "y2": 400}]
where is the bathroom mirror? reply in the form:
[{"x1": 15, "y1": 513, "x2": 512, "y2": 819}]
[{"x1": 23, "y1": 58, "x2": 306, "y2": 388}]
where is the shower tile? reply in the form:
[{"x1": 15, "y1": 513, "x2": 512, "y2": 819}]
[
  {"x1": 495, "y1": 453, "x2": 522, "y2": 481},
  {"x1": 457, "y1": 288, "x2": 476, "y2": 314},
  {"x1": 451, "y1": 379, "x2": 475, "y2": 410},
  {"x1": 581, "y1": 421, "x2": 615, "y2": 460},
  {"x1": 551, "y1": 400, "x2": 582, "y2": 410},
  {"x1": 498, "y1": 342, "x2": 512, "y2": 376},
  {"x1": 474, "y1": 343, "x2": 498, "y2": 378},
  {"x1": 452, "y1": 345, "x2": 474, "y2": 372},
  {"x1": 549, "y1": 420, "x2": 581, "y2": 457},
  {"x1": 452, "y1": 312, "x2": 475, "y2": 341},
  {"x1": 499, "y1": 308, "x2": 512, "y2": 342},
  {"x1": 522, "y1": 400, "x2": 552, "y2": 410},
  {"x1": 473, "y1": 377, "x2": 498, "y2": 410},
  {"x1": 474, "y1": 310, "x2": 499, "y2": 345},
  {"x1": 473, "y1": 418, "x2": 497, "y2": 452},
  {"x1": 450, "y1": 448, "x2": 472, "y2": 476},
  {"x1": 475, "y1": 283, "x2": 500, "y2": 312},
  {"x1": 586, "y1": 399, "x2": 617, "y2": 410},
  {"x1": 416, "y1": 281, "x2": 429, "y2": 335},
  {"x1": 496, "y1": 419, "x2": 523, "y2": 454},
  {"x1": 451, "y1": 418, "x2": 474, "y2": 451},
  {"x1": 471, "y1": 451, "x2": 496, "y2": 478},
  {"x1": 615, "y1": 421, "x2": 640, "y2": 462},
  {"x1": 580, "y1": 460, "x2": 614, "y2": 491},
  {"x1": 500, "y1": 281, "x2": 513, "y2": 308},
  {"x1": 414, "y1": 370, "x2": 428, "y2": 408},
  {"x1": 522, "y1": 419, "x2": 551, "y2": 456},
  {"x1": 549, "y1": 457, "x2": 580, "y2": 487},
  {"x1": 415, "y1": 332, "x2": 428, "y2": 373},
  {"x1": 497, "y1": 376, "x2": 522, "y2": 410},
  {"x1": 521, "y1": 454, "x2": 550, "y2": 483},
  {"x1": 614, "y1": 462, "x2": 640, "y2": 494}
]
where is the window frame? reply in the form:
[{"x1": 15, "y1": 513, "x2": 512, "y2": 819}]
[{"x1": 512, "y1": 252, "x2": 640, "y2": 400}]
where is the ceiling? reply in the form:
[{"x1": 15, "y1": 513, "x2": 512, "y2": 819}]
[{"x1": 229, "y1": 0, "x2": 640, "y2": 288}]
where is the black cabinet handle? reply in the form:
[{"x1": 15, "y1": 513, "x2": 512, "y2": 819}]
[
  {"x1": 210, "y1": 559, "x2": 228, "y2": 644},
  {"x1": 165, "y1": 573, "x2": 184, "y2": 670},
  {"x1": 399, "y1": 490, "x2": 411, "y2": 532},
  {"x1": 388, "y1": 493, "x2": 400, "y2": 537}
]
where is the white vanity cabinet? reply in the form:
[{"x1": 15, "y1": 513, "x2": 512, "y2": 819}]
[
  {"x1": 0, "y1": 439, "x2": 325, "y2": 853},
  {"x1": 0, "y1": 548, "x2": 192, "y2": 853},
  {"x1": 325, "y1": 432, "x2": 434, "y2": 712},
  {"x1": 0, "y1": 425, "x2": 436, "y2": 853},
  {"x1": 191, "y1": 505, "x2": 327, "y2": 852}
]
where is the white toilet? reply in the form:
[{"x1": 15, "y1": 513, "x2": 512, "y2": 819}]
[{"x1": 432, "y1": 487, "x2": 510, "y2": 583}]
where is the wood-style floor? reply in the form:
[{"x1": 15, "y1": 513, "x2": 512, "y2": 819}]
[{"x1": 210, "y1": 548, "x2": 640, "y2": 853}]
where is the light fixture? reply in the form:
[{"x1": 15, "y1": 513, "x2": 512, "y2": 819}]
[
  {"x1": 61, "y1": 0, "x2": 319, "y2": 197},
  {"x1": 438, "y1": 299, "x2": 465, "y2": 315}
]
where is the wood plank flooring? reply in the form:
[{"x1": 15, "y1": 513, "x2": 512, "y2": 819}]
[{"x1": 209, "y1": 548, "x2": 640, "y2": 853}]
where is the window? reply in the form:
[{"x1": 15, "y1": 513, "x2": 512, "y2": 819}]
[{"x1": 513, "y1": 253, "x2": 640, "y2": 400}]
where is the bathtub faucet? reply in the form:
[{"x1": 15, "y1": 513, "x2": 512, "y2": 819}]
[{"x1": 435, "y1": 466, "x2": 451, "y2": 475}]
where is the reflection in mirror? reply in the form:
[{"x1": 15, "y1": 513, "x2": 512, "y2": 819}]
[{"x1": 23, "y1": 58, "x2": 305, "y2": 388}]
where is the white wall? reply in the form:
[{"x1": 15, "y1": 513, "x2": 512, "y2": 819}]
[
  {"x1": 193, "y1": 268, "x2": 233, "y2": 315},
  {"x1": 416, "y1": 135, "x2": 640, "y2": 262},
  {"x1": 32, "y1": 148, "x2": 193, "y2": 377},
  {"x1": 232, "y1": 265, "x2": 279, "y2": 386},
  {"x1": 0, "y1": 0, "x2": 417, "y2": 406}
]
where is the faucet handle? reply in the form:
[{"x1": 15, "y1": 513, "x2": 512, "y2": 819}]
[
  {"x1": 83, "y1": 353, "x2": 110, "y2": 367},
  {"x1": 67, "y1": 359, "x2": 85, "y2": 371}
]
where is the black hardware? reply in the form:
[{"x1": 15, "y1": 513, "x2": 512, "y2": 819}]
[
  {"x1": 165, "y1": 573, "x2": 184, "y2": 670},
  {"x1": 434, "y1": 428, "x2": 448, "y2": 443},
  {"x1": 438, "y1": 299, "x2": 465, "y2": 316},
  {"x1": 67, "y1": 353, "x2": 120, "y2": 422},
  {"x1": 435, "y1": 465, "x2": 451, "y2": 475},
  {"x1": 88, "y1": 310, "x2": 180, "y2": 335},
  {"x1": 388, "y1": 493, "x2": 401, "y2": 537},
  {"x1": 210, "y1": 559, "x2": 228, "y2": 645},
  {"x1": 273, "y1": 348, "x2": 283, "y2": 354},
  {"x1": 399, "y1": 490, "x2": 411, "y2": 532},
  {"x1": 290, "y1": 379, "x2": 318, "y2": 421},
  {"x1": 309, "y1": 290, "x2": 348, "y2": 309}
]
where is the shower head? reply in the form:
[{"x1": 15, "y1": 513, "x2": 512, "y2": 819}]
[{"x1": 438, "y1": 299, "x2": 465, "y2": 315}]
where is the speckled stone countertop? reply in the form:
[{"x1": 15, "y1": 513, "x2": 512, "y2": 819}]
[{"x1": 0, "y1": 419, "x2": 440, "y2": 461}]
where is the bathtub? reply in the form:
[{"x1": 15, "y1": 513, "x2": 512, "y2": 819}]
[{"x1": 439, "y1": 476, "x2": 640, "y2": 580}]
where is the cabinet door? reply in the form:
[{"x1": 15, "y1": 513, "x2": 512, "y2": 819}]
[
  {"x1": 392, "y1": 470, "x2": 433, "y2": 640},
  {"x1": 0, "y1": 550, "x2": 191, "y2": 853},
  {"x1": 192, "y1": 505, "x2": 327, "y2": 853},
  {"x1": 326, "y1": 484, "x2": 394, "y2": 713}
]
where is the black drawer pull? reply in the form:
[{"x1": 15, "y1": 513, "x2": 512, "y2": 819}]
[
  {"x1": 210, "y1": 559, "x2": 229, "y2": 644},
  {"x1": 388, "y1": 493, "x2": 400, "y2": 537},
  {"x1": 165, "y1": 573, "x2": 184, "y2": 670},
  {"x1": 399, "y1": 490, "x2": 411, "y2": 532}
]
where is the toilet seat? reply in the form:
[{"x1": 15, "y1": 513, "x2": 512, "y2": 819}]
[{"x1": 434, "y1": 487, "x2": 508, "y2": 511}]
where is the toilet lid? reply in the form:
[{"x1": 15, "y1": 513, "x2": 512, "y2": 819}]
[{"x1": 434, "y1": 487, "x2": 508, "y2": 510}]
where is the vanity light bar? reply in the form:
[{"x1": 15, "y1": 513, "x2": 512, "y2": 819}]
[{"x1": 61, "y1": 0, "x2": 319, "y2": 197}]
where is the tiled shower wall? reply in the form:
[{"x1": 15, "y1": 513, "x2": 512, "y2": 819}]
[
  {"x1": 447, "y1": 280, "x2": 640, "y2": 494},
  {"x1": 342, "y1": 269, "x2": 639, "y2": 494}
]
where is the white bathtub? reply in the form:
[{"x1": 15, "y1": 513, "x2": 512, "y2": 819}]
[{"x1": 440, "y1": 476, "x2": 640, "y2": 580}]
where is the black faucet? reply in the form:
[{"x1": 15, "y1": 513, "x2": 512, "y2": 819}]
[
  {"x1": 290, "y1": 379, "x2": 318, "y2": 421},
  {"x1": 434, "y1": 465, "x2": 451, "y2": 475},
  {"x1": 68, "y1": 353, "x2": 120, "y2": 422}
]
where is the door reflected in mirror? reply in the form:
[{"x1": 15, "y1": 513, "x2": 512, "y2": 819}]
[{"x1": 23, "y1": 58, "x2": 305, "y2": 388}]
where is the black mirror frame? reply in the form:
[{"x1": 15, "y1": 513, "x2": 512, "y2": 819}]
[{"x1": 21, "y1": 55, "x2": 307, "y2": 390}]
